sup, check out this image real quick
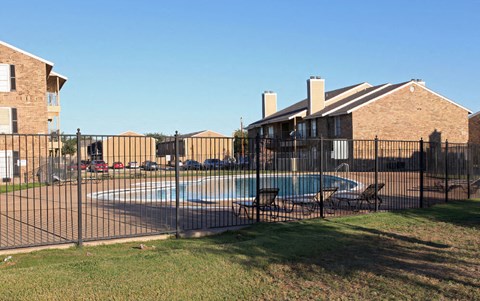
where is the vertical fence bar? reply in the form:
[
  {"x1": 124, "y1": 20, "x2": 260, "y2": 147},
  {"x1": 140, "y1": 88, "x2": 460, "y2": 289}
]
[
  {"x1": 419, "y1": 138, "x2": 424, "y2": 208},
  {"x1": 175, "y1": 131, "x2": 180, "y2": 238},
  {"x1": 467, "y1": 144, "x2": 471, "y2": 199},
  {"x1": 445, "y1": 140, "x2": 449, "y2": 203},
  {"x1": 255, "y1": 133, "x2": 260, "y2": 223},
  {"x1": 76, "y1": 129, "x2": 83, "y2": 247},
  {"x1": 319, "y1": 137, "x2": 324, "y2": 218},
  {"x1": 374, "y1": 136, "x2": 379, "y2": 212}
]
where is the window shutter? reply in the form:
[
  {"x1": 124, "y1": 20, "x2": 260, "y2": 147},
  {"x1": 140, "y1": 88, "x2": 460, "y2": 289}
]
[
  {"x1": 0, "y1": 64, "x2": 9, "y2": 92},
  {"x1": 9, "y1": 65, "x2": 16, "y2": 91},
  {"x1": 11, "y1": 108, "x2": 18, "y2": 134},
  {"x1": 13, "y1": 151, "x2": 20, "y2": 177}
]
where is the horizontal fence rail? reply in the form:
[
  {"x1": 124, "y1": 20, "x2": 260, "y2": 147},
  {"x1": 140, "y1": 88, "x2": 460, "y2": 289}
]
[{"x1": 0, "y1": 132, "x2": 478, "y2": 250}]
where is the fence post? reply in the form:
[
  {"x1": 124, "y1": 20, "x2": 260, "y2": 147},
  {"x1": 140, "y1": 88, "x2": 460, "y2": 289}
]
[
  {"x1": 76, "y1": 129, "x2": 83, "y2": 247},
  {"x1": 467, "y1": 143, "x2": 471, "y2": 199},
  {"x1": 319, "y1": 136, "x2": 324, "y2": 218},
  {"x1": 255, "y1": 133, "x2": 261, "y2": 223},
  {"x1": 175, "y1": 131, "x2": 180, "y2": 238},
  {"x1": 445, "y1": 140, "x2": 449, "y2": 203},
  {"x1": 419, "y1": 138, "x2": 424, "y2": 208},
  {"x1": 374, "y1": 136, "x2": 379, "y2": 212}
]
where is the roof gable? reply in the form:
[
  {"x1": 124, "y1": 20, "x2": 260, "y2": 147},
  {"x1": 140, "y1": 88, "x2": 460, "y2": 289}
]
[
  {"x1": 341, "y1": 81, "x2": 471, "y2": 115},
  {"x1": 0, "y1": 40, "x2": 54, "y2": 67}
]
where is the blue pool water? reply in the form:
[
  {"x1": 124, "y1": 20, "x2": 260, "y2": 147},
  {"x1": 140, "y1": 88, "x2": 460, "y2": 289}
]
[
  {"x1": 93, "y1": 175, "x2": 358, "y2": 203},
  {"x1": 145, "y1": 175, "x2": 358, "y2": 202}
]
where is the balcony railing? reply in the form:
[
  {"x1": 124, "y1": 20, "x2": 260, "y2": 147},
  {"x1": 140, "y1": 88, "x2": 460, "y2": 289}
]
[{"x1": 47, "y1": 92, "x2": 59, "y2": 106}]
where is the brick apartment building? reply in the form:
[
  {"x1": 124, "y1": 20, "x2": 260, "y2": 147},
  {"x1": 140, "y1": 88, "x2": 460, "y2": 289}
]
[
  {"x1": 248, "y1": 77, "x2": 471, "y2": 143},
  {"x1": 0, "y1": 40, "x2": 67, "y2": 181}
]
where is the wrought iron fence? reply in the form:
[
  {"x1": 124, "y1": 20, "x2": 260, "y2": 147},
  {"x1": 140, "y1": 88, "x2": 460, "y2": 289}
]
[{"x1": 0, "y1": 131, "x2": 478, "y2": 250}]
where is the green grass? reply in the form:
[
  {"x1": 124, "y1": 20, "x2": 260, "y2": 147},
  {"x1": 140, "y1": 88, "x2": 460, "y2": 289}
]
[
  {"x1": 0, "y1": 182, "x2": 44, "y2": 194},
  {"x1": 1, "y1": 200, "x2": 479, "y2": 300}
]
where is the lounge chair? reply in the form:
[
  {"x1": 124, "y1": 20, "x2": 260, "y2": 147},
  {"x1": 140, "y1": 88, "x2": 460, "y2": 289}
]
[
  {"x1": 284, "y1": 187, "x2": 339, "y2": 215},
  {"x1": 435, "y1": 178, "x2": 480, "y2": 193},
  {"x1": 232, "y1": 188, "x2": 280, "y2": 219},
  {"x1": 334, "y1": 183, "x2": 385, "y2": 211},
  {"x1": 51, "y1": 174, "x2": 77, "y2": 186}
]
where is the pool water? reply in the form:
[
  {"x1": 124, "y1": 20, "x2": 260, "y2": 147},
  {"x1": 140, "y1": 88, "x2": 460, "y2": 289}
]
[{"x1": 124, "y1": 174, "x2": 358, "y2": 202}]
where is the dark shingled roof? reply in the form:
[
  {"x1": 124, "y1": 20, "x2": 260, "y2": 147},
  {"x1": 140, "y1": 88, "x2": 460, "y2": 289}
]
[
  {"x1": 330, "y1": 82, "x2": 409, "y2": 116},
  {"x1": 324, "y1": 82, "x2": 367, "y2": 100},
  {"x1": 248, "y1": 99, "x2": 308, "y2": 127},
  {"x1": 306, "y1": 84, "x2": 389, "y2": 119},
  {"x1": 177, "y1": 131, "x2": 207, "y2": 138},
  {"x1": 248, "y1": 83, "x2": 366, "y2": 128}
]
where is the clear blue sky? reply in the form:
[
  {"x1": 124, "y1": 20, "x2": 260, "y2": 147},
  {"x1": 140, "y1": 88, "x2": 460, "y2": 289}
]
[{"x1": 1, "y1": 0, "x2": 479, "y2": 136}]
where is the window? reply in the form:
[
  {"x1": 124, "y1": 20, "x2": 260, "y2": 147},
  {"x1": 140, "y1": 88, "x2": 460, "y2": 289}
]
[
  {"x1": 310, "y1": 120, "x2": 317, "y2": 137},
  {"x1": 268, "y1": 126, "x2": 274, "y2": 138},
  {"x1": 334, "y1": 116, "x2": 341, "y2": 137},
  {"x1": 0, "y1": 64, "x2": 15, "y2": 92},
  {"x1": 297, "y1": 123, "x2": 306, "y2": 138},
  {"x1": 0, "y1": 107, "x2": 18, "y2": 134}
]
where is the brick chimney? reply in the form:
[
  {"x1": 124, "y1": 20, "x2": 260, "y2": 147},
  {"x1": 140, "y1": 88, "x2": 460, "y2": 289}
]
[
  {"x1": 262, "y1": 91, "x2": 277, "y2": 118},
  {"x1": 307, "y1": 76, "x2": 325, "y2": 115}
]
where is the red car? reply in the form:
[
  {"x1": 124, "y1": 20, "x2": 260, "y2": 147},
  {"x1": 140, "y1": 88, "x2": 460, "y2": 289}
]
[
  {"x1": 112, "y1": 162, "x2": 124, "y2": 169},
  {"x1": 88, "y1": 160, "x2": 109, "y2": 172},
  {"x1": 68, "y1": 160, "x2": 88, "y2": 170}
]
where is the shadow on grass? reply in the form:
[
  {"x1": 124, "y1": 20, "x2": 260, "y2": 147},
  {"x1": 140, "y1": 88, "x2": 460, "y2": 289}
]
[
  {"x1": 197, "y1": 200, "x2": 480, "y2": 299},
  {"x1": 396, "y1": 199, "x2": 480, "y2": 229}
]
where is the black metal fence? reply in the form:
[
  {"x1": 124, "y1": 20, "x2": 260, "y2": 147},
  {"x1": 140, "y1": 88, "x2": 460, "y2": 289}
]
[{"x1": 0, "y1": 131, "x2": 478, "y2": 250}]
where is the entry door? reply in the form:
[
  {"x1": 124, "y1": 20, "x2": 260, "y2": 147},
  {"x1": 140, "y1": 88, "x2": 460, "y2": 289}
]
[{"x1": 0, "y1": 150, "x2": 13, "y2": 179}]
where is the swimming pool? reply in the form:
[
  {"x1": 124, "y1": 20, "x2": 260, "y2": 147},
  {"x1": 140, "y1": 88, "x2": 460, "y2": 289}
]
[{"x1": 92, "y1": 174, "x2": 359, "y2": 203}]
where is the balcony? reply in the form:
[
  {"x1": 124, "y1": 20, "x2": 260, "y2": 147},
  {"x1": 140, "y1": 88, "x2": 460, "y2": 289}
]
[{"x1": 47, "y1": 93, "x2": 61, "y2": 115}]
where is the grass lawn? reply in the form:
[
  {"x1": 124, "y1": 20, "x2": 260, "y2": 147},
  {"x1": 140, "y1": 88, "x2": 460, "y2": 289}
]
[
  {"x1": 0, "y1": 182, "x2": 44, "y2": 194},
  {"x1": 0, "y1": 200, "x2": 479, "y2": 300}
]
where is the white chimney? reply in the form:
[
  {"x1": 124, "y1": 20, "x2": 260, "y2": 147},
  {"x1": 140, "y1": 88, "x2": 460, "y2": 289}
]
[
  {"x1": 262, "y1": 91, "x2": 277, "y2": 118},
  {"x1": 307, "y1": 76, "x2": 325, "y2": 115}
]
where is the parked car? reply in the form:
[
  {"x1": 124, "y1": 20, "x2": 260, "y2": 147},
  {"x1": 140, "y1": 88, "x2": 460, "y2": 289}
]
[
  {"x1": 142, "y1": 161, "x2": 159, "y2": 171},
  {"x1": 127, "y1": 161, "x2": 139, "y2": 169},
  {"x1": 112, "y1": 162, "x2": 124, "y2": 169},
  {"x1": 203, "y1": 159, "x2": 222, "y2": 170},
  {"x1": 88, "y1": 160, "x2": 108, "y2": 172},
  {"x1": 221, "y1": 157, "x2": 236, "y2": 170},
  {"x1": 68, "y1": 160, "x2": 89, "y2": 171},
  {"x1": 237, "y1": 156, "x2": 250, "y2": 169},
  {"x1": 182, "y1": 160, "x2": 203, "y2": 170}
]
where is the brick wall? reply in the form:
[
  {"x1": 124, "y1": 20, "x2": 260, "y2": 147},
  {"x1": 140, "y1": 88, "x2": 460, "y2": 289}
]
[
  {"x1": 0, "y1": 43, "x2": 49, "y2": 134},
  {"x1": 352, "y1": 84, "x2": 469, "y2": 143},
  {"x1": 469, "y1": 114, "x2": 480, "y2": 145},
  {"x1": 1, "y1": 44, "x2": 50, "y2": 182}
]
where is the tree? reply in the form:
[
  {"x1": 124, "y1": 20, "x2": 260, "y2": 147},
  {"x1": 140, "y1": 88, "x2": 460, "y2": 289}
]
[
  {"x1": 62, "y1": 137, "x2": 77, "y2": 156},
  {"x1": 144, "y1": 132, "x2": 168, "y2": 144},
  {"x1": 233, "y1": 128, "x2": 248, "y2": 157}
]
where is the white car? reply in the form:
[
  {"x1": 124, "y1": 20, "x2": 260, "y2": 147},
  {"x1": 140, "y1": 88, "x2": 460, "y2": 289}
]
[{"x1": 127, "y1": 161, "x2": 139, "y2": 169}]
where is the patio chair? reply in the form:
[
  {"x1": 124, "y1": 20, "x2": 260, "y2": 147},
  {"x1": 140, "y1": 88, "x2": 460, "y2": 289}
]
[
  {"x1": 232, "y1": 188, "x2": 280, "y2": 219},
  {"x1": 51, "y1": 174, "x2": 77, "y2": 186},
  {"x1": 284, "y1": 187, "x2": 339, "y2": 215},
  {"x1": 435, "y1": 178, "x2": 480, "y2": 193},
  {"x1": 334, "y1": 183, "x2": 385, "y2": 211}
]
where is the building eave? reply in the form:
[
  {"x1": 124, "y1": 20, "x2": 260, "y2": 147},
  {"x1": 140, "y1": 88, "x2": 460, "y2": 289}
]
[{"x1": 0, "y1": 40, "x2": 54, "y2": 67}]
